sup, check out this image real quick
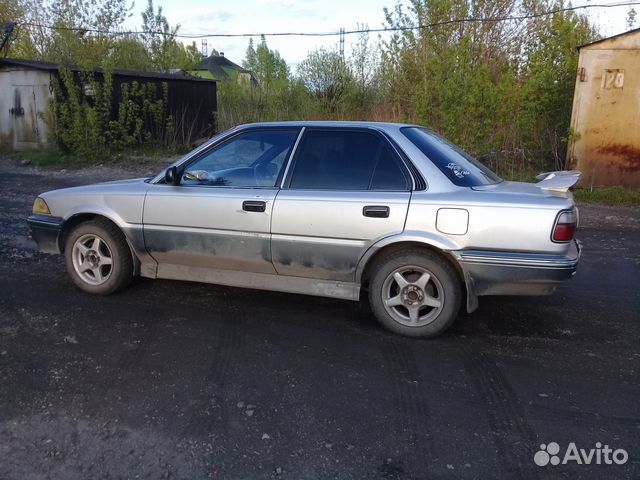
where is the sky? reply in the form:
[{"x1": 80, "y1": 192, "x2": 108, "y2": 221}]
[{"x1": 124, "y1": 0, "x2": 634, "y2": 68}]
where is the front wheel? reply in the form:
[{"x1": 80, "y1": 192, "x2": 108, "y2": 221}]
[
  {"x1": 368, "y1": 249, "x2": 462, "y2": 338},
  {"x1": 64, "y1": 219, "x2": 134, "y2": 295}
]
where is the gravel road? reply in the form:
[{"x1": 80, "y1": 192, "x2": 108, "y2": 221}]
[{"x1": 0, "y1": 157, "x2": 638, "y2": 479}]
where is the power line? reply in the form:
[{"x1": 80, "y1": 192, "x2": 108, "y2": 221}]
[{"x1": 15, "y1": 1, "x2": 640, "y2": 39}]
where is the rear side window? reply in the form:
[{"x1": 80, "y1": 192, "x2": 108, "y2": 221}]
[
  {"x1": 289, "y1": 130, "x2": 410, "y2": 191},
  {"x1": 401, "y1": 127, "x2": 502, "y2": 187}
]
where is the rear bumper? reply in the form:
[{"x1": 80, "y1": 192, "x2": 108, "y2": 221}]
[
  {"x1": 27, "y1": 215, "x2": 63, "y2": 254},
  {"x1": 454, "y1": 239, "x2": 581, "y2": 299}
]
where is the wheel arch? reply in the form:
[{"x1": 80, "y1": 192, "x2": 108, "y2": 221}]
[
  {"x1": 59, "y1": 212, "x2": 141, "y2": 275},
  {"x1": 356, "y1": 234, "x2": 477, "y2": 313}
]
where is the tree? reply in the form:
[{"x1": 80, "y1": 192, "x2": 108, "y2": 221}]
[
  {"x1": 0, "y1": 0, "x2": 37, "y2": 57},
  {"x1": 349, "y1": 27, "x2": 376, "y2": 91},
  {"x1": 109, "y1": 35, "x2": 152, "y2": 70},
  {"x1": 381, "y1": 0, "x2": 507, "y2": 150},
  {"x1": 380, "y1": 0, "x2": 598, "y2": 169},
  {"x1": 166, "y1": 40, "x2": 203, "y2": 70},
  {"x1": 138, "y1": 1, "x2": 200, "y2": 72},
  {"x1": 297, "y1": 47, "x2": 354, "y2": 111},
  {"x1": 0, "y1": 0, "x2": 23, "y2": 24},
  {"x1": 140, "y1": 0, "x2": 178, "y2": 71},
  {"x1": 24, "y1": 0, "x2": 132, "y2": 65},
  {"x1": 243, "y1": 36, "x2": 289, "y2": 86},
  {"x1": 520, "y1": 0, "x2": 598, "y2": 167},
  {"x1": 348, "y1": 26, "x2": 378, "y2": 112}
]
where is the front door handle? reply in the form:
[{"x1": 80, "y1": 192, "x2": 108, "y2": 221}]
[
  {"x1": 243, "y1": 200, "x2": 266, "y2": 212},
  {"x1": 363, "y1": 205, "x2": 390, "y2": 218}
]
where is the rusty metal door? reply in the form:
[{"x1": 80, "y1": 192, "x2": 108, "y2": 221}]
[{"x1": 11, "y1": 86, "x2": 39, "y2": 147}]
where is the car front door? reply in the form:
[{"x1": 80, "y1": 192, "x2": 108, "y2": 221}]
[
  {"x1": 271, "y1": 128, "x2": 413, "y2": 282},
  {"x1": 143, "y1": 127, "x2": 301, "y2": 276}
]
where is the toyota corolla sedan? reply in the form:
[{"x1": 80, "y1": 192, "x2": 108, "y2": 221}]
[{"x1": 27, "y1": 122, "x2": 581, "y2": 337}]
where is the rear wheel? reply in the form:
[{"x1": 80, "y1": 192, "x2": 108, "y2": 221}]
[
  {"x1": 64, "y1": 219, "x2": 133, "y2": 295},
  {"x1": 368, "y1": 249, "x2": 462, "y2": 337}
]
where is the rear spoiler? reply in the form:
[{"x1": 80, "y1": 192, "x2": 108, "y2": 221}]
[{"x1": 535, "y1": 170, "x2": 581, "y2": 192}]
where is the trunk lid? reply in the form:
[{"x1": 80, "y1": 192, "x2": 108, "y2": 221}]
[{"x1": 471, "y1": 171, "x2": 581, "y2": 197}]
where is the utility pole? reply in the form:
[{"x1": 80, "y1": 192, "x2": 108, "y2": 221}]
[
  {"x1": 0, "y1": 22, "x2": 15, "y2": 57},
  {"x1": 339, "y1": 27, "x2": 345, "y2": 62},
  {"x1": 201, "y1": 39, "x2": 208, "y2": 57}
]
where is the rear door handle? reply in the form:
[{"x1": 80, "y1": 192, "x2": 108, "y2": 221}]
[
  {"x1": 363, "y1": 205, "x2": 390, "y2": 218},
  {"x1": 242, "y1": 200, "x2": 266, "y2": 212}
]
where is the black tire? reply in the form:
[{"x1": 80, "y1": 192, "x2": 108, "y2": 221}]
[
  {"x1": 367, "y1": 249, "x2": 462, "y2": 338},
  {"x1": 64, "y1": 219, "x2": 134, "y2": 295}
]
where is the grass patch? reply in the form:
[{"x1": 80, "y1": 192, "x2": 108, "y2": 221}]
[
  {"x1": 497, "y1": 170, "x2": 540, "y2": 183},
  {"x1": 3, "y1": 145, "x2": 186, "y2": 169},
  {"x1": 573, "y1": 187, "x2": 640, "y2": 207},
  {"x1": 10, "y1": 149, "x2": 90, "y2": 168}
]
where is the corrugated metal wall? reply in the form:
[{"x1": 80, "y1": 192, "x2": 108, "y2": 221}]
[{"x1": 111, "y1": 74, "x2": 217, "y2": 145}]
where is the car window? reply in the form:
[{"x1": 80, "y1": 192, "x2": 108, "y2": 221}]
[
  {"x1": 401, "y1": 127, "x2": 502, "y2": 187},
  {"x1": 370, "y1": 146, "x2": 411, "y2": 190},
  {"x1": 289, "y1": 130, "x2": 410, "y2": 191},
  {"x1": 182, "y1": 129, "x2": 299, "y2": 187}
]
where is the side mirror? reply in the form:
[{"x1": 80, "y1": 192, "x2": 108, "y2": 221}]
[{"x1": 165, "y1": 166, "x2": 180, "y2": 185}]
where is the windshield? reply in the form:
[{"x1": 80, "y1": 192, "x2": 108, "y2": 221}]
[{"x1": 401, "y1": 127, "x2": 502, "y2": 187}]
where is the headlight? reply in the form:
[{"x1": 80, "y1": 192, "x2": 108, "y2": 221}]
[{"x1": 32, "y1": 197, "x2": 51, "y2": 215}]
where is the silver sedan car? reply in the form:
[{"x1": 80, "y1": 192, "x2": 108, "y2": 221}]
[{"x1": 28, "y1": 122, "x2": 581, "y2": 337}]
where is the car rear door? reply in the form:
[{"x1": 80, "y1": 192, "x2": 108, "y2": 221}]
[
  {"x1": 271, "y1": 127, "x2": 413, "y2": 282},
  {"x1": 143, "y1": 127, "x2": 300, "y2": 275}
]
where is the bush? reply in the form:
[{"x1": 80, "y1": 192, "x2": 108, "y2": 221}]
[{"x1": 49, "y1": 68, "x2": 178, "y2": 159}]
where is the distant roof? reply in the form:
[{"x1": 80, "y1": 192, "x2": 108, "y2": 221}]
[
  {"x1": 0, "y1": 58, "x2": 216, "y2": 83},
  {"x1": 578, "y1": 27, "x2": 640, "y2": 50},
  {"x1": 193, "y1": 55, "x2": 252, "y2": 81}
]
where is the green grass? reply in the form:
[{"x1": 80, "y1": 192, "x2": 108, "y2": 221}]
[
  {"x1": 573, "y1": 187, "x2": 640, "y2": 207},
  {"x1": 3, "y1": 145, "x2": 186, "y2": 169},
  {"x1": 497, "y1": 170, "x2": 539, "y2": 183},
  {"x1": 9, "y1": 149, "x2": 91, "y2": 168}
]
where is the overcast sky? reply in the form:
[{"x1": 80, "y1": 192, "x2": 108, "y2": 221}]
[{"x1": 124, "y1": 0, "x2": 633, "y2": 68}]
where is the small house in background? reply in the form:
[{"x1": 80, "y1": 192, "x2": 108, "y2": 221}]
[
  {"x1": 0, "y1": 58, "x2": 217, "y2": 150},
  {"x1": 567, "y1": 28, "x2": 640, "y2": 187},
  {"x1": 188, "y1": 53, "x2": 257, "y2": 85}
]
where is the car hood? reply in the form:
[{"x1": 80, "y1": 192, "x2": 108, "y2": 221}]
[
  {"x1": 39, "y1": 177, "x2": 150, "y2": 225},
  {"x1": 41, "y1": 177, "x2": 150, "y2": 197},
  {"x1": 95, "y1": 177, "x2": 151, "y2": 186}
]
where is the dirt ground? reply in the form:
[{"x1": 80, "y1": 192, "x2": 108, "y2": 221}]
[{"x1": 0, "y1": 157, "x2": 638, "y2": 479}]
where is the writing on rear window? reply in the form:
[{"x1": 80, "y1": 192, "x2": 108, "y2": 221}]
[
  {"x1": 446, "y1": 163, "x2": 471, "y2": 179},
  {"x1": 401, "y1": 127, "x2": 502, "y2": 187}
]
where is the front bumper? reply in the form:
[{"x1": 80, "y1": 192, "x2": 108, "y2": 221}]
[
  {"x1": 27, "y1": 215, "x2": 64, "y2": 254},
  {"x1": 454, "y1": 239, "x2": 582, "y2": 299}
]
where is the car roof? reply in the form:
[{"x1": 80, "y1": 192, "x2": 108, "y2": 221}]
[{"x1": 237, "y1": 121, "x2": 417, "y2": 130}]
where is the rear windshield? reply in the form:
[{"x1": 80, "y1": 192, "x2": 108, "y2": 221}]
[{"x1": 401, "y1": 127, "x2": 502, "y2": 187}]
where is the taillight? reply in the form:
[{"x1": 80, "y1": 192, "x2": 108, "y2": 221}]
[{"x1": 552, "y1": 209, "x2": 577, "y2": 242}]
